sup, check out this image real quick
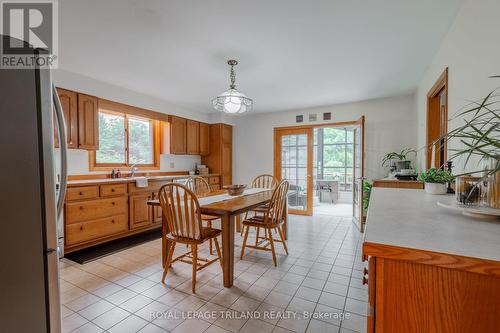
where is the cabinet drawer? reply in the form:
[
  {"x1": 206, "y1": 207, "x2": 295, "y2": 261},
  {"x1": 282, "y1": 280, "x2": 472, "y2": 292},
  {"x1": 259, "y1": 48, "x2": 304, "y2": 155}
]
[
  {"x1": 66, "y1": 186, "x2": 99, "y2": 201},
  {"x1": 100, "y1": 183, "x2": 127, "y2": 197},
  {"x1": 66, "y1": 214, "x2": 127, "y2": 246},
  {"x1": 208, "y1": 176, "x2": 220, "y2": 185},
  {"x1": 210, "y1": 184, "x2": 220, "y2": 191},
  {"x1": 66, "y1": 197, "x2": 127, "y2": 223}
]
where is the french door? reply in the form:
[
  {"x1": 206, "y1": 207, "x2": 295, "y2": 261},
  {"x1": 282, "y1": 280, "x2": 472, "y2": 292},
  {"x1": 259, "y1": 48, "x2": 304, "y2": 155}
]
[
  {"x1": 275, "y1": 128, "x2": 313, "y2": 215},
  {"x1": 352, "y1": 116, "x2": 365, "y2": 231}
]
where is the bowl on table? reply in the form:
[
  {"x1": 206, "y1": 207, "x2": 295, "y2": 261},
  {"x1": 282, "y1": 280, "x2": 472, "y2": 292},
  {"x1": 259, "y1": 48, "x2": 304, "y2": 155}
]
[{"x1": 223, "y1": 185, "x2": 247, "y2": 196}]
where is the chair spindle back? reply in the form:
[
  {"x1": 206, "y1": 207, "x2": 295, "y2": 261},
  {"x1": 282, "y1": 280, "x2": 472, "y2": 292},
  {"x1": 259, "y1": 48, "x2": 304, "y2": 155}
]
[
  {"x1": 185, "y1": 176, "x2": 212, "y2": 197},
  {"x1": 158, "y1": 183, "x2": 203, "y2": 240},
  {"x1": 252, "y1": 174, "x2": 277, "y2": 189},
  {"x1": 264, "y1": 179, "x2": 289, "y2": 224}
]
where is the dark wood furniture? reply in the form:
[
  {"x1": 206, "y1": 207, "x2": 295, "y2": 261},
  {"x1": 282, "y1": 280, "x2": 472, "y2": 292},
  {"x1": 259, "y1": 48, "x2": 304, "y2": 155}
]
[
  {"x1": 158, "y1": 183, "x2": 222, "y2": 293},
  {"x1": 149, "y1": 188, "x2": 284, "y2": 287},
  {"x1": 241, "y1": 180, "x2": 289, "y2": 266}
]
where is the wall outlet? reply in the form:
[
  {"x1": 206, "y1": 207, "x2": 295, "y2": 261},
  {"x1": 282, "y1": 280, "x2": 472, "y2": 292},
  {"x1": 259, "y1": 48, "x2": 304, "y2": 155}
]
[{"x1": 170, "y1": 162, "x2": 175, "y2": 168}]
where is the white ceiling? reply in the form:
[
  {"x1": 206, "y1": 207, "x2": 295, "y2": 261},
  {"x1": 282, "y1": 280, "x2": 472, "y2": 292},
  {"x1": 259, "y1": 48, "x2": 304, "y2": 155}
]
[{"x1": 59, "y1": 0, "x2": 463, "y2": 114}]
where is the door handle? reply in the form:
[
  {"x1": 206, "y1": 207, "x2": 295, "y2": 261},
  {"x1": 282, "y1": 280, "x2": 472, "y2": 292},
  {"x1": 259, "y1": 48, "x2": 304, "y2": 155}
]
[{"x1": 53, "y1": 84, "x2": 68, "y2": 218}]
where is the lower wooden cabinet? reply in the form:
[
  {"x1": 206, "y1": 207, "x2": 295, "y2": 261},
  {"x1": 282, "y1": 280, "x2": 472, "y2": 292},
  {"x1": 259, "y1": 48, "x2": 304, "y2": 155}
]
[
  {"x1": 129, "y1": 193, "x2": 153, "y2": 229},
  {"x1": 66, "y1": 215, "x2": 127, "y2": 246},
  {"x1": 363, "y1": 246, "x2": 500, "y2": 332}
]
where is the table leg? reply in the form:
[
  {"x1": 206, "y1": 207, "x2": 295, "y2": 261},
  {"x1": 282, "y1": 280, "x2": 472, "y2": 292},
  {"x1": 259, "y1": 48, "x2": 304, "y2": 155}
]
[
  {"x1": 221, "y1": 214, "x2": 235, "y2": 287},
  {"x1": 235, "y1": 214, "x2": 241, "y2": 233}
]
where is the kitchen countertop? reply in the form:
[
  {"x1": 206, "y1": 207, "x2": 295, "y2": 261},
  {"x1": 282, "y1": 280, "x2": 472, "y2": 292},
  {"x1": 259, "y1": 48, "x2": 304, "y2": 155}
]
[
  {"x1": 364, "y1": 188, "x2": 500, "y2": 262},
  {"x1": 67, "y1": 174, "x2": 221, "y2": 186}
]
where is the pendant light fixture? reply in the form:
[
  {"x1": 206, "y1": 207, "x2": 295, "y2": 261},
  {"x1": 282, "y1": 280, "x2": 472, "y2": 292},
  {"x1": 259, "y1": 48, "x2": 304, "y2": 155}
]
[{"x1": 212, "y1": 59, "x2": 253, "y2": 114}]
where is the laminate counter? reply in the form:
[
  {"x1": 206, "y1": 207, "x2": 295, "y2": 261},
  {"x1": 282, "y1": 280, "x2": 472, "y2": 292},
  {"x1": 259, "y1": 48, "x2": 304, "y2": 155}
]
[{"x1": 364, "y1": 188, "x2": 500, "y2": 262}]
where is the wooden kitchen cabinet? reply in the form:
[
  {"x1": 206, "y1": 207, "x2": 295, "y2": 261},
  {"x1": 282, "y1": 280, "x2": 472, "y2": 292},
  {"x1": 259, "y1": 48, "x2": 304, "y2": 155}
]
[
  {"x1": 186, "y1": 119, "x2": 200, "y2": 154},
  {"x1": 199, "y1": 122, "x2": 210, "y2": 156},
  {"x1": 169, "y1": 116, "x2": 187, "y2": 154},
  {"x1": 129, "y1": 193, "x2": 153, "y2": 229},
  {"x1": 201, "y1": 123, "x2": 232, "y2": 186},
  {"x1": 78, "y1": 93, "x2": 99, "y2": 150},
  {"x1": 55, "y1": 88, "x2": 78, "y2": 148}
]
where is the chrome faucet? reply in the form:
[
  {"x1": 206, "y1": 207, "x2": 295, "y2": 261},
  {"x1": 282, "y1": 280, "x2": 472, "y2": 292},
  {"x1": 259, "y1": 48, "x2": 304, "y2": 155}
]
[{"x1": 130, "y1": 164, "x2": 139, "y2": 177}]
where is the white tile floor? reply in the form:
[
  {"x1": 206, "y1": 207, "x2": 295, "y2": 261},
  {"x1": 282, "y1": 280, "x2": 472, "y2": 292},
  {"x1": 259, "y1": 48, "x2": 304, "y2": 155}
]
[{"x1": 60, "y1": 213, "x2": 367, "y2": 333}]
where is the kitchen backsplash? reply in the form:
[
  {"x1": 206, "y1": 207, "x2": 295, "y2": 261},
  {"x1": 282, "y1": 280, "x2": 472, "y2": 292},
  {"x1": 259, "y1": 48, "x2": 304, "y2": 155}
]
[{"x1": 55, "y1": 149, "x2": 201, "y2": 175}]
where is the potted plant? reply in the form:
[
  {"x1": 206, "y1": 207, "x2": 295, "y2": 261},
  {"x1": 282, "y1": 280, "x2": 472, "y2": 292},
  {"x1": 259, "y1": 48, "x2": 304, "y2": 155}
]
[
  {"x1": 382, "y1": 148, "x2": 416, "y2": 172},
  {"x1": 438, "y1": 83, "x2": 500, "y2": 207},
  {"x1": 418, "y1": 168, "x2": 454, "y2": 195}
]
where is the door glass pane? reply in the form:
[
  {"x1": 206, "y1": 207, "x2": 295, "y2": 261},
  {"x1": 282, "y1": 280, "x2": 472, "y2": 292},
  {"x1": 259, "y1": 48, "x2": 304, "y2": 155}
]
[
  {"x1": 281, "y1": 133, "x2": 309, "y2": 212},
  {"x1": 129, "y1": 117, "x2": 154, "y2": 164},
  {"x1": 96, "y1": 112, "x2": 126, "y2": 164}
]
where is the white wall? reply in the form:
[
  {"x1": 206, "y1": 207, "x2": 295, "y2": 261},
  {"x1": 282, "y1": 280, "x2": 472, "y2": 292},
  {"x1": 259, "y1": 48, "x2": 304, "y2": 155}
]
[
  {"x1": 415, "y1": 0, "x2": 500, "y2": 173},
  {"x1": 53, "y1": 69, "x2": 206, "y2": 175},
  {"x1": 233, "y1": 94, "x2": 416, "y2": 185}
]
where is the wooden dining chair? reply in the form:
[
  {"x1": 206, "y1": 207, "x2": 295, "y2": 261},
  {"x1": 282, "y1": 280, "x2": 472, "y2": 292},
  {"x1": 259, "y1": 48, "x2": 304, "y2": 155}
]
[
  {"x1": 158, "y1": 183, "x2": 222, "y2": 293},
  {"x1": 240, "y1": 179, "x2": 289, "y2": 266},
  {"x1": 185, "y1": 176, "x2": 220, "y2": 255},
  {"x1": 241, "y1": 174, "x2": 278, "y2": 241}
]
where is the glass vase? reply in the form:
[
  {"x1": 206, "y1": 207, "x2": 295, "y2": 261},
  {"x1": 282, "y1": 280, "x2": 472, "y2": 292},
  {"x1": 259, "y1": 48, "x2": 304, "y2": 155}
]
[
  {"x1": 455, "y1": 176, "x2": 482, "y2": 206},
  {"x1": 481, "y1": 158, "x2": 500, "y2": 209}
]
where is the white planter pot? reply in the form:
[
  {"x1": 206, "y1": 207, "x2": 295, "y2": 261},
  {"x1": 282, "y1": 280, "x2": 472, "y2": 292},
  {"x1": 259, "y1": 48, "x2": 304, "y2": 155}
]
[{"x1": 424, "y1": 182, "x2": 447, "y2": 195}]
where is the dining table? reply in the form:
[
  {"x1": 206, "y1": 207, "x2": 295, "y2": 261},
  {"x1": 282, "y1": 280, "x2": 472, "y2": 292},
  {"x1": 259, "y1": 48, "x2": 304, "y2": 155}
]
[{"x1": 147, "y1": 188, "x2": 288, "y2": 288}]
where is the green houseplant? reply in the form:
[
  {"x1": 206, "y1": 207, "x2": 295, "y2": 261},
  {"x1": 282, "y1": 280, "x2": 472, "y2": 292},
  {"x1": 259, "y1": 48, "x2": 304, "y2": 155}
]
[
  {"x1": 418, "y1": 168, "x2": 454, "y2": 195},
  {"x1": 437, "y1": 83, "x2": 500, "y2": 207},
  {"x1": 382, "y1": 148, "x2": 416, "y2": 171}
]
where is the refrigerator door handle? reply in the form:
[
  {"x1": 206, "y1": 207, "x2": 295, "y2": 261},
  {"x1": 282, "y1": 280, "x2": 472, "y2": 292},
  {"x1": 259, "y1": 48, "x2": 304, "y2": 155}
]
[{"x1": 52, "y1": 84, "x2": 68, "y2": 218}]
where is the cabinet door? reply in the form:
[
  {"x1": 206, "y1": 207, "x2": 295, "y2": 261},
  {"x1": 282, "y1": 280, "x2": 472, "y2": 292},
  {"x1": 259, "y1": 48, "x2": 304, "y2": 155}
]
[
  {"x1": 78, "y1": 94, "x2": 99, "y2": 150},
  {"x1": 170, "y1": 116, "x2": 187, "y2": 154},
  {"x1": 56, "y1": 88, "x2": 78, "y2": 148},
  {"x1": 199, "y1": 122, "x2": 210, "y2": 156},
  {"x1": 129, "y1": 193, "x2": 153, "y2": 229},
  {"x1": 222, "y1": 142, "x2": 232, "y2": 186},
  {"x1": 186, "y1": 120, "x2": 200, "y2": 155}
]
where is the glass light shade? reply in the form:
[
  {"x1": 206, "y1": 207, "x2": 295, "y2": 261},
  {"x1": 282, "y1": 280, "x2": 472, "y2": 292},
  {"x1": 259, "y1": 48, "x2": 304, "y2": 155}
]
[{"x1": 212, "y1": 88, "x2": 253, "y2": 114}]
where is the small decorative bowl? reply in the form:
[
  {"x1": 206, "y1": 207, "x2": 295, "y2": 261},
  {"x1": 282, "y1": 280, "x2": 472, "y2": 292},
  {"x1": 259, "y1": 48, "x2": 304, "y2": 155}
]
[{"x1": 224, "y1": 185, "x2": 247, "y2": 196}]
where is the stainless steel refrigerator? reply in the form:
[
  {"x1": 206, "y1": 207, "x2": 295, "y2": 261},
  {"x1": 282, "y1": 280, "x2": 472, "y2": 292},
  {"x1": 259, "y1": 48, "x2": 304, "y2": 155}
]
[{"x1": 0, "y1": 35, "x2": 68, "y2": 332}]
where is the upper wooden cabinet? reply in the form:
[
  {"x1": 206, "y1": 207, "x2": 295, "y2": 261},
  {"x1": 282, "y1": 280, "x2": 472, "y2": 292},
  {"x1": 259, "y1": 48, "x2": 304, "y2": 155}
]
[
  {"x1": 77, "y1": 94, "x2": 99, "y2": 150},
  {"x1": 199, "y1": 122, "x2": 210, "y2": 156},
  {"x1": 202, "y1": 123, "x2": 232, "y2": 186},
  {"x1": 186, "y1": 119, "x2": 200, "y2": 155},
  {"x1": 56, "y1": 88, "x2": 78, "y2": 148},
  {"x1": 169, "y1": 116, "x2": 187, "y2": 154}
]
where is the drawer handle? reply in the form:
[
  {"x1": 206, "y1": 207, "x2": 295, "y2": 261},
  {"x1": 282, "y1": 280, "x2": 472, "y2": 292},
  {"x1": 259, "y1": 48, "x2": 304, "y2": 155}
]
[
  {"x1": 363, "y1": 277, "x2": 368, "y2": 285},
  {"x1": 111, "y1": 202, "x2": 115, "y2": 205},
  {"x1": 111, "y1": 189, "x2": 115, "y2": 192},
  {"x1": 364, "y1": 268, "x2": 368, "y2": 276},
  {"x1": 111, "y1": 219, "x2": 115, "y2": 223},
  {"x1": 79, "y1": 226, "x2": 83, "y2": 231},
  {"x1": 79, "y1": 192, "x2": 83, "y2": 195},
  {"x1": 79, "y1": 206, "x2": 83, "y2": 210}
]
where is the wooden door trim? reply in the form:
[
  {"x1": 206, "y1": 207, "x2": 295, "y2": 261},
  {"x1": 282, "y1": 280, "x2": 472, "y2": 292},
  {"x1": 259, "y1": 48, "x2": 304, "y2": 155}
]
[
  {"x1": 426, "y1": 67, "x2": 448, "y2": 169},
  {"x1": 274, "y1": 120, "x2": 359, "y2": 131},
  {"x1": 274, "y1": 127, "x2": 314, "y2": 216},
  {"x1": 352, "y1": 116, "x2": 365, "y2": 230}
]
